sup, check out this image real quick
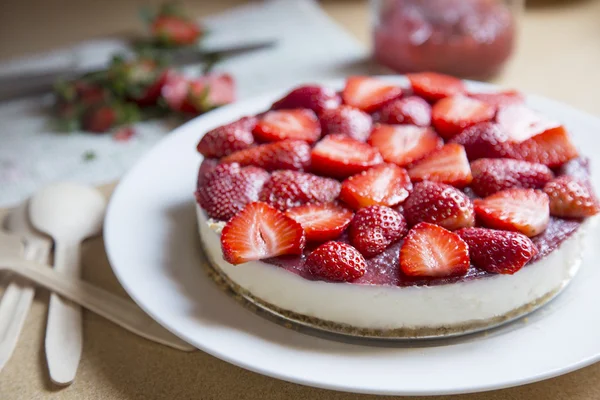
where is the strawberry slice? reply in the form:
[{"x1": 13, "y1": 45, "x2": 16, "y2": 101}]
[
  {"x1": 406, "y1": 72, "x2": 465, "y2": 102},
  {"x1": 348, "y1": 206, "x2": 407, "y2": 257},
  {"x1": 311, "y1": 134, "x2": 383, "y2": 178},
  {"x1": 432, "y1": 96, "x2": 495, "y2": 140},
  {"x1": 399, "y1": 222, "x2": 470, "y2": 278},
  {"x1": 221, "y1": 139, "x2": 311, "y2": 171},
  {"x1": 271, "y1": 85, "x2": 341, "y2": 114},
  {"x1": 221, "y1": 202, "x2": 305, "y2": 265},
  {"x1": 319, "y1": 105, "x2": 373, "y2": 142},
  {"x1": 196, "y1": 163, "x2": 269, "y2": 221},
  {"x1": 306, "y1": 241, "x2": 367, "y2": 282},
  {"x1": 510, "y1": 125, "x2": 579, "y2": 168},
  {"x1": 341, "y1": 76, "x2": 403, "y2": 112},
  {"x1": 496, "y1": 104, "x2": 561, "y2": 143},
  {"x1": 368, "y1": 124, "x2": 443, "y2": 167},
  {"x1": 470, "y1": 158, "x2": 554, "y2": 197},
  {"x1": 372, "y1": 96, "x2": 431, "y2": 126},
  {"x1": 450, "y1": 122, "x2": 514, "y2": 161},
  {"x1": 285, "y1": 203, "x2": 353, "y2": 242},
  {"x1": 543, "y1": 175, "x2": 600, "y2": 218},
  {"x1": 253, "y1": 109, "x2": 321, "y2": 143},
  {"x1": 259, "y1": 170, "x2": 341, "y2": 211},
  {"x1": 474, "y1": 188, "x2": 550, "y2": 237},
  {"x1": 339, "y1": 164, "x2": 412, "y2": 209},
  {"x1": 457, "y1": 227, "x2": 537, "y2": 275},
  {"x1": 469, "y1": 90, "x2": 525, "y2": 109},
  {"x1": 196, "y1": 116, "x2": 257, "y2": 158},
  {"x1": 403, "y1": 181, "x2": 475, "y2": 231},
  {"x1": 408, "y1": 143, "x2": 473, "y2": 187}
]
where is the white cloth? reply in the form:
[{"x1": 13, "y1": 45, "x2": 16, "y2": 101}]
[{"x1": 0, "y1": 0, "x2": 368, "y2": 206}]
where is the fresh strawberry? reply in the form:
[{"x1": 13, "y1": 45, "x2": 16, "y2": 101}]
[
  {"x1": 72, "y1": 81, "x2": 109, "y2": 106},
  {"x1": 348, "y1": 206, "x2": 407, "y2": 257},
  {"x1": 107, "y1": 57, "x2": 168, "y2": 106},
  {"x1": 259, "y1": 170, "x2": 341, "y2": 211},
  {"x1": 319, "y1": 105, "x2": 372, "y2": 142},
  {"x1": 372, "y1": 96, "x2": 432, "y2": 127},
  {"x1": 496, "y1": 104, "x2": 561, "y2": 143},
  {"x1": 368, "y1": 124, "x2": 443, "y2": 167},
  {"x1": 469, "y1": 90, "x2": 524, "y2": 109},
  {"x1": 432, "y1": 96, "x2": 495, "y2": 140},
  {"x1": 557, "y1": 157, "x2": 590, "y2": 182},
  {"x1": 162, "y1": 72, "x2": 235, "y2": 114},
  {"x1": 221, "y1": 202, "x2": 305, "y2": 265},
  {"x1": 151, "y1": 15, "x2": 201, "y2": 46},
  {"x1": 253, "y1": 109, "x2": 321, "y2": 143},
  {"x1": 450, "y1": 122, "x2": 514, "y2": 161},
  {"x1": 470, "y1": 158, "x2": 554, "y2": 197},
  {"x1": 457, "y1": 227, "x2": 537, "y2": 275},
  {"x1": 403, "y1": 181, "x2": 475, "y2": 230},
  {"x1": 474, "y1": 188, "x2": 550, "y2": 237},
  {"x1": 408, "y1": 143, "x2": 472, "y2": 187},
  {"x1": 197, "y1": 158, "x2": 219, "y2": 188},
  {"x1": 339, "y1": 164, "x2": 412, "y2": 209},
  {"x1": 406, "y1": 72, "x2": 465, "y2": 102},
  {"x1": 196, "y1": 163, "x2": 269, "y2": 221},
  {"x1": 305, "y1": 241, "x2": 367, "y2": 282},
  {"x1": 221, "y1": 139, "x2": 311, "y2": 171},
  {"x1": 543, "y1": 175, "x2": 600, "y2": 218},
  {"x1": 82, "y1": 105, "x2": 117, "y2": 133},
  {"x1": 311, "y1": 134, "x2": 383, "y2": 178},
  {"x1": 510, "y1": 125, "x2": 579, "y2": 168},
  {"x1": 113, "y1": 126, "x2": 135, "y2": 142},
  {"x1": 399, "y1": 222, "x2": 470, "y2": 278},
  {"x1": 196, "y1": 116, "x2": 256, "y2": 158},
  {"x1": 341, "y1": 76, "x2": 403, "y2": 112},
  {"x1": 285, "y1": 203, "x2": 353, "y2": 242},
  {"x1": 271, "y1": 85, "x2": 341, "y2": 114}
]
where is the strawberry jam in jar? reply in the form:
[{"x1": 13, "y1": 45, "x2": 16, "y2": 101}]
[{"x1": 372, "y1": 0, "x2": 521, "y2": 79}]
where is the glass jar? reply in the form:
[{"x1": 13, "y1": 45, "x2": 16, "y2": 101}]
[{"x1": 371, "y1": 0, "x2": 523, "y2": 79}]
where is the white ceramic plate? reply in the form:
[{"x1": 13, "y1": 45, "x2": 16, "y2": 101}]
[{"x1": 104, "y1": 77, "x2": 600, "y2": 396}]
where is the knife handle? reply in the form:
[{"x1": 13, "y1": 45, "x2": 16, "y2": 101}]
[{"x1": 0, "y1": 68, "x2": 79, "y2": 101}]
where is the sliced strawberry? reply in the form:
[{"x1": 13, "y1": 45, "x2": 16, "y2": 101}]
[
  {"x1": 496, "y1": 104, "x2": 561, "y2": 143},
  {"x1": 372, "y1": 96, "x2": 431, "y2": 126},
  {"x1": 474, "y1": 188, "x2": 550, "y2": 237},
  {"x1": 406, "y1": 72, "x2": 465, "y2": 102},
  {"x1": 253, "y1": 109, "x2": 321, "y2": 143},
  {"x1": 543, "y1": 175, "x2": 600, "y2": 218},
  {"x1": 285, "y1": 203, "x2": 353, "y2": 242},
  {"x1": 306, "y1": 241, "x2": 367, "y2": 282},
  {"x1": 457, "y1": 227, "x2": 537, "y2": 275},
  {"x1": 341, "y1": 76, "x2": 403, "y2": 112},
  {"x1": 221, "y1": 139, "x2": 311, "y2": 171},
  {"x1": 399, "y1": 222, "x2": 470, "y2": 278},
  {"x1": 557, "y1": 157, "x2": 590, "y2": 182},
  {"x1": 221, "y1": 202, "x2": 305, "y2": 265},
  {"x1": 311, "y1": 134, "x2": 383, "y2": 179},
  {"x1": 368, "y1": 124, "x2": 443, "y2": 167},
  {"x1": 348, "y1": 206, "x2": 407, "y2": 257},
  {"x1": 510, "y1": 125, "x2": 579, "y2": 168},
  {"x1": 339, "y1": 164, "x2": 412, "y2": 209},
  {"x1": 450, "y1": 122, "x2": 514, "y2": 161},
  {"x1": 319, "y1": 105, "x2": 373, "y2": 142},
  {"x1": 408, "y1": 143, "x2": 472, "y2": 187},
  {"x1": 196, "y1": 116, "x2": 256, "y2": 158},
  {"x1": 403, "y1": 181, "x2": 475, "y2": 230},
  {"x1": 469, "y1": 90, "x2": 525, "y2": 109},
  {"x1": 432, "y1": 96, "x2": 495, "y2": 140},
  {"x1": 82, "y1": 105, "x2": 117, "y2": 133},
  {"x1": 271, "y1": 85, "x2": 341, "y2": 114},
  {"x1": 151, "y1": 15, "x2": 201, "y2": 46},
  {"x1": 259, "y1": 170, "x2": 341, "y2": 211},
  {"x1": 196, "y1": 163, "x2": 269, "y2": 221},
  {"x1": 470, "y1": 158, "x2": 554, "y2": 197},
  {"x1": 197, "y1": 158, "x2": 219, "y2": 188}
]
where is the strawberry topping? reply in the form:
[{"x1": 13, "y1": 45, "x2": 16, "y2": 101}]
[
  {"x1": 407, "y1": 72, "x2": 465, "y2": 102},
  {"x1": 496, "y1": 104, "x2": 561, "y2": 143},
  {"x1": 399, "y1": 222, "x2": 470, "y2": 278},
  {"x1": 457, "y1": 227, "x2": 537, "y2": 275},
  {"x1": 470, "y1": 158, "x2": 554, "y2": 197},
  {"x1": 372, "y1": 96, "x2": 432, "y2": 127},
  {"x1": 319, "y1": 105, "x2": 373, "y2": 142},
  {"x1": 468, "y1": 90, "x2": 525, "y2": 109},
  {"x1": 474, "y1": 188, "x2": 550, "y2": 237},
  {"x1": 348, "y1": 206, "x2": 407, "y2": 257},
  {"x1": 432, "y1": 96, "x2": 495, "y2": 140},
  {"x1": 509, "y1": 125, "x2": 579, "y2": 168},
  {"x1": 221, "y1": 202, "x2": 305, "y2": 265},
  {"x1": 197, "y1": 158, "x2": 219, "y2": 188},
  {"x1": 451, "y1": 122, "x2": 514, "y2": 161},
  {"x1": 306, "y1": 241, "x2": 367, "y2": 282},
  {"x1": 543, "y1": 175, "x2": 600, "y2": 218},
  {"x1": 221, "y1": 139, "x2": 311, "y2": 171},
  {"x1": 285, "y1": 203, "x2": 353, "y2": 242},
  {"x1": 339, "y1": 164, "x2": 412, "y2": 209},
  {"x1": 341, "y1": 76, "x2": 403, "y2": 112},
  {"x1": 271, "y1": 85, "x2": 341, "y2": 114},
  {"x1": 408, "y1": 143, "x2": 472, "y2": 187},
  {"x1": 196, "y1": 116, "x2": 256, "y2": 158},
  {"x1": 368, "y1": 124, "x2": 443, "y2": 167},
  {"x1": 253, "y1": 109, "x2": 321, "y2": 143},
  {"x1": 311, "y1": 134, "x2": 383, "y2": 179}
]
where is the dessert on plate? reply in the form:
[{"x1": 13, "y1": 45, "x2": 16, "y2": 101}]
[{"x1": 194, "y1": 73, "x2": 600, "y2": 338}]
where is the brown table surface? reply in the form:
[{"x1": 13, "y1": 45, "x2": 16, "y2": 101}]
[{"x1": 1, "y1": 1, "x2": 600, "y2": 399}]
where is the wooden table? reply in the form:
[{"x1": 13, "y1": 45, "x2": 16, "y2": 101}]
[{"x1": 1, "y1": 1, "x2": 600, "y2": 399}]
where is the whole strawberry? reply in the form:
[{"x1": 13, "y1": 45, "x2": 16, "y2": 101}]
[
  {"x1": 543, "y1": 175, "x2": 600, "y2": 218},
  {"x1": 348, "y1": 206, "x2": 407, "y2": 257},
  {"x1": 196, "y1": 116, "x2": 257, "y2": 158},
  {"x1": 470, "y1": 158, "x2": 554, "y2": 197},
  {"x1": 271, "y1": 85, "x2": 340, "y2": 114},
  {"x1": 306, "y1": 241, "x2": 367, "y2": 282}
]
